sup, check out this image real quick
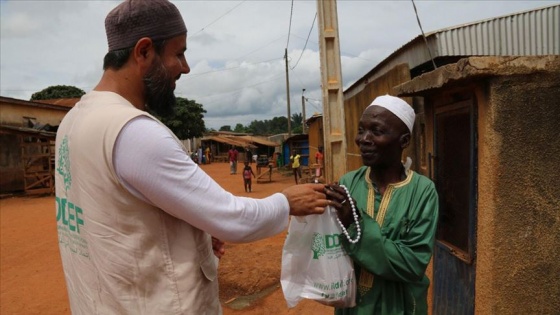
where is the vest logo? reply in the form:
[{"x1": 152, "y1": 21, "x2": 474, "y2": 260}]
[
  {"x1": 56, "y1": 197, "x2": 84, "y2": 234},
  {"x1": 311, "y1": 232, "x2": 342, "y2": 259},
  {"x1": 56, "y1": 197, "x2": 88, "y2": 258},
  {"x1": 55, "y1": 136, "x2": 89, "y2": 258},
  {"x1": 57, "y1": 136, "x2": 72, "y2": 192}
]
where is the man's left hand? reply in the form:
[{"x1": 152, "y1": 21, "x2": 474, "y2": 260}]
[{"x1": 212, "y1": 237, "x2": 225, "y2": 259}]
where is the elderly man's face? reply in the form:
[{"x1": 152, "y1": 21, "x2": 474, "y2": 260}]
[
  {"x1": 144, "y1": 34, "x2": 190, "y2": 117},
  {"x1": 355, "y1": 105, "x2": 408, "y2": 168}
]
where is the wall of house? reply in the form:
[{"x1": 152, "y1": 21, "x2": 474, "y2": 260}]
[
  {"x1": 475, "y1": 71, "x2": 560, "y2": 314},
  {"x1": 0, "y1": 102, "x2": 67, "y2": 127},
  {"x1": 0, "y1": 134, "x2": 23, "y2": 193},
  {"x1": 395, "y1": 56, "x2": 560, "y2": 314},
  {"x1": 0, "y1": 99, "x2": 69, "y2": 194}
]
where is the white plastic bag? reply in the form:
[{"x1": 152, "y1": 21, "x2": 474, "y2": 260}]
[{"x1": 280, "y1": 206, "x2": 356, "y2": 308}]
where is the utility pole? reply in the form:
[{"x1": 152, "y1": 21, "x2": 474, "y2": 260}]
[
  {"x1": 284, "y1": 48, "x2": 292, "y2": 138},
  {"x1": 316, "y1": 0, "x2": 346, "y2": 182},
  {"x1": 302, "y1": 88, "x2": 307, "y2": 134}
]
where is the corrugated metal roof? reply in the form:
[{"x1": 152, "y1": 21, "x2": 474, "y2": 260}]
[
  {"x1": 345, "y1": 4, "x2": 560, "y2": 98},
  {"x1": 430, "y1": 4, "x2": 559, "y2": 57}
]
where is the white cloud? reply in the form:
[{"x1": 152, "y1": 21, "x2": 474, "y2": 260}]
[{"x1": 1, "y1": 0, "x2": 557, "y2": 128}]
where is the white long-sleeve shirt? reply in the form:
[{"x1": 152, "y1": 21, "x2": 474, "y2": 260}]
[{"x1": 114, "y1": 116, "x2": 289, "y2": 243}]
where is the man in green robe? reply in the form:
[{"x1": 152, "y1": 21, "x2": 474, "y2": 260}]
[{"x1": 326, "y1": 95, "x2": 439, "y2": 315}]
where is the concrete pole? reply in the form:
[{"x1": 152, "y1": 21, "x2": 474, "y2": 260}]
[
  {"x1": 316, "y1": 0, "x2": 347, "y2": 182},
  {"x1": 302, "y1": 88, "x2": 307, "y2": 134},
  {"x1": 284, "y1": 48, "x2": 292, "y2": 138}
]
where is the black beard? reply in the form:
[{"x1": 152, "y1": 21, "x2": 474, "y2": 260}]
[{"x1": 143, "y1": 59, "x2": 176, "y2": 117}]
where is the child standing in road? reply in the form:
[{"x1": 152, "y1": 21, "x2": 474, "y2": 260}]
[{"x1": 243, "y1": 161, "x2": 256, "y2": 192}]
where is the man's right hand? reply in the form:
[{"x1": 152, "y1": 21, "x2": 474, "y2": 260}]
[{"x1": 282, "y1": 184, "x2": 329, "y2": 216}]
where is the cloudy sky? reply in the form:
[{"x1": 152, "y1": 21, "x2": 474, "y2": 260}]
[{"x1": 1, "y1": 0, "x2": 557, "y2": 129}]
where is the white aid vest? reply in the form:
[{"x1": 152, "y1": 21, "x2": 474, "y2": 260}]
[{"x1": 55, "y1": 91, "x2": 220, "y2": 314}]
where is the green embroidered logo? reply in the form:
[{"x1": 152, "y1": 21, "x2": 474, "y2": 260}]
[{"x1": 57, "y1": 136, "x2": 71, "y2": 192}]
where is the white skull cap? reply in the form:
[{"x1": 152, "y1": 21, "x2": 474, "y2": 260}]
[{"x1": 368, "y1": 95, "x2": 415, "y2": 133}]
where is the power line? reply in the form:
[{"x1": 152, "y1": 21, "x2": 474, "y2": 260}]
[
  {"x1": 290, "y1": 34, "x2": 376, "y2": 63},
  {"x1": 410, "y1": 0, "x2": 437, "y2": 70},
  {"x1": 234, "y1": 34, "x2": 286, "y2": 61},
  {"x1": 285, "y1": 0, "x2": 294, "y2": 49},
  {"x1": 181, "y1": 73, "x2": 285, "y2": 101},
  {"x1": 185, "y1": 57, "x2": 283, "y2": 78},
  {"x1": 304, "y1": 97, "x2": 322, "y2": 113},
  {"x1": 190, "y1": 1, "x2": 247, "y2": 38},
  {"x1": 290, "y1": 12, "x2": 317, "y2": 70}
]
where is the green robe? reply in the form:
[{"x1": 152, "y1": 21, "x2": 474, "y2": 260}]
[{"x1": 335, "y1": 166, "x2": 439, "y2": 315}]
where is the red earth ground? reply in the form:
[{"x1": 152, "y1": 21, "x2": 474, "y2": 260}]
[{"x1": 0, "y1": 162, "x2": 332, "y2": 315}]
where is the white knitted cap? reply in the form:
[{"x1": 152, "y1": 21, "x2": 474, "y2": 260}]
[{"x1": 368, "y1": 95, "x2": 415, "y2": 133}]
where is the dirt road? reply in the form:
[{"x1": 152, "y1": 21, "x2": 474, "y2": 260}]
[{"x1": 0, "y1": 162, "x2": 332, "y2": 314}]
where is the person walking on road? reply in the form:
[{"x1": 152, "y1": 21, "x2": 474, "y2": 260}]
[
  {"x1": 228, "y1": 146, "x2": 238, "y2": 175},
  {"x1": 242, "y1": 161, "x2": 256, "y2": 192},
  {"x1": 290, "y1": 149, "x2": 302, "y2": 185}
]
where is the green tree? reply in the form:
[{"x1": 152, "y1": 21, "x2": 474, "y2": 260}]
[
  {"x1": 157, "y1": 97, "x2": 207, "y2": 139},
  {"x1": 291, "y1": 113, "x2": 303, "y2": 134},
  {"x1": 270, "y1": 116, "x2": 289, "y2": 134},
  {"x1": 30, "y1": 85, "x2": 85, "y2": 100},
  {"x1": 233, "y1": 123, "x2": 246, "y2": 133},
  {"x1": 219, "y1": 125, "x2": 232, "y2": 131},
  {"x1": 247, "y1": 119, "x2": 267, "y2": 135}
]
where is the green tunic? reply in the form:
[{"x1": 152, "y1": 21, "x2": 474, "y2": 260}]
[{"x1": 335, "y1": 166, "x2": 439, "y2": 315}]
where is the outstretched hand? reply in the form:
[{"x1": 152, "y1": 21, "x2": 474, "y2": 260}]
[
  {"x1": 324, "y1": 183, "x2": 357, "y2": 227},
  {"x1": 282, "y1": 184, "x2": 329, "y2": 216}
]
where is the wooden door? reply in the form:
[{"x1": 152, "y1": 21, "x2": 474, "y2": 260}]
[{"x1": 432, "y1": 100, "x2": 477, "y2": 314}]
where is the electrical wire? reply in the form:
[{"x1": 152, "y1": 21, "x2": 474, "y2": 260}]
[
  {"x1": 410, "y1": 0, "x2": 437, "y2": 70},
  {"x1": 181, "y1": 73, "x2": 285, "y2": 101},
  {"x1": 285, "y1": 0, "x2": 294, "y2": 49},
  {"x1": 185, "y1": 57, "x2": 283, "y2": 78},
  {"x1": 290, "y1": 34, "x2": 376, "y2": 63},
  {"x1": 234, "y1": 34, "x2": 286, "y2": 61},
  {"x1": 290, "y1": 12, "x2": 317, "y2": 70},
  {"x1": 190, "y1": 1, "x2": 247, "y2": 38}
]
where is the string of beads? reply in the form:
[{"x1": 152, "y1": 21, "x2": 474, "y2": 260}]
[{"x1": 335, "y1": 185, "x2": 361, "y2": 244}]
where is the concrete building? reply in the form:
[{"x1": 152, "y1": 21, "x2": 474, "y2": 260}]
[{"x1": 395, "y1": 55, "x2": 560, "y2": 314}]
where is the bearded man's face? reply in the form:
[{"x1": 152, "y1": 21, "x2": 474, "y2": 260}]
[{"x1": 143, "y1": 56, "x2": 176, "y2": 117}]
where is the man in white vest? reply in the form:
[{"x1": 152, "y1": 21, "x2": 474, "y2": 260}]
[{"x1": 54, "y1": 1, "x2": 330, "y2": 314}]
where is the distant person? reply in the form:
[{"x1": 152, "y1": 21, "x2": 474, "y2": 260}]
[
  {"x1": 315, "y1": 146, "x2": 324, "y2": 178},
  {"x1": 205, "y1": 146, "x2": 211, "y2": 164},
  {"x1": 54, "y1": 1, "x2": 330, "y2": 313},
  {"x1": 325, "y1": 95, "x2": 439, "y2": 315},
  {"x1": 290, "y1": 149, "x2": 302, "y2": 185},
  {"x1": 197, "y1": 146, "x2": 203, "y2": 165},
  {"x1": 242, "y1": 161, "x2": 256, "y2": 192},
  {"x1": 228, "y1": 145, "x2": 238, "y2": 174},
  {"x1": 245, "y1": 147, "x2": 253, "y2": 164},
  {"x1": 315, "y1": 146, "x2": 324, "y2": 166}
]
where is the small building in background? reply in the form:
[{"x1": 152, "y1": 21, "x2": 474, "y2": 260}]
[{"x1": 0, "y1": 96, "x2": 77, "y2": 195}]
